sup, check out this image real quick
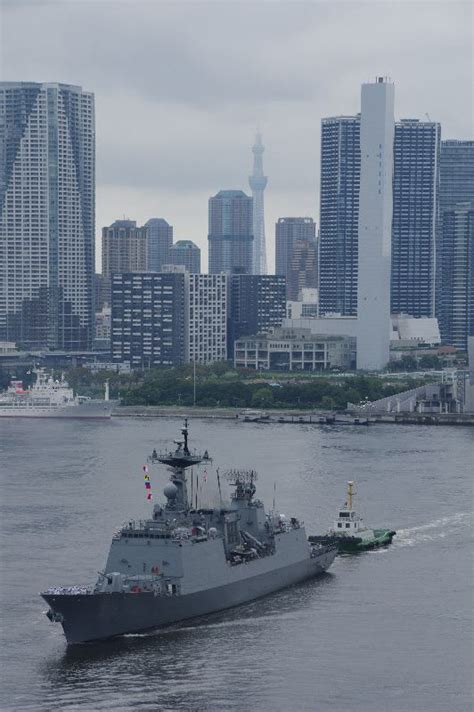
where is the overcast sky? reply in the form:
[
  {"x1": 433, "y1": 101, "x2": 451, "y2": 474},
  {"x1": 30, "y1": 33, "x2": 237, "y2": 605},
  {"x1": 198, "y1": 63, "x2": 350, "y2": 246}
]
[{"x1": 1, "y1": 0, "x2": 473, "y2": 271}]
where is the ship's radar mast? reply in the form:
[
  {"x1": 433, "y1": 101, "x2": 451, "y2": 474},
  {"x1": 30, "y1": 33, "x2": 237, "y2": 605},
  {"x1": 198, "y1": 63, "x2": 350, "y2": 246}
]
[
  {"x1": 149, "y1": 419, "x2": 210, "y2": 511},
  {"x1": 224, "y1": 469, "x2": 258, "y2": 502}
]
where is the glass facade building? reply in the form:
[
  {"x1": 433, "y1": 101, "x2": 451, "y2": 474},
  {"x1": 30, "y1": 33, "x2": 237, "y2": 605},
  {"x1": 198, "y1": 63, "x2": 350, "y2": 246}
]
[
  {"x1": 208, "y1": 190, "x2": 254, "y2": 275},
  {"x1": 275, "y1": 217, "x2": 316, "y2": 299},
  {"x1": 319, "y1": 114, "x2": 441, "y2": 320},
  {"x1": 169, "y1": 240, "x2": 201, "y2": 273},
  {"x1": 319, "y1": 116, "x2": 360, "y2": 316},
  {"x1": 391, "y1": 120, "x2": 440, "y2": 317},
  {"x1": 144, "y1": 218, "x2": 173, "y2": 272}
]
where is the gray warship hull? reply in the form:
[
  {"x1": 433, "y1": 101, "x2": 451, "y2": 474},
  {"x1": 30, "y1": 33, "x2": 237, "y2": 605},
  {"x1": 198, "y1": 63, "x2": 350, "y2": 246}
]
[{"x1": 42, "y1": 547, "x2": 336, "y2": 644}]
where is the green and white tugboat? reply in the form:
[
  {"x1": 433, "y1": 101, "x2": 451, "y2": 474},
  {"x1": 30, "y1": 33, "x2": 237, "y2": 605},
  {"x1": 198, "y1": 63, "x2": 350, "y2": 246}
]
[{"x1": 309, "y1": 481, "x2": 396, "y2": 554}]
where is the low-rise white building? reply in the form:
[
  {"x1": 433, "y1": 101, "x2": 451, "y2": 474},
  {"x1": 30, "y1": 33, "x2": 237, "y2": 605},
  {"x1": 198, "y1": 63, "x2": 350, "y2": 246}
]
[
  {"x1": 234, "y1": 326, "x2": 355, "y2": 372},
  {"x1": 286, "y1": 287, "x2": 319, "y2": 319},
  {"x1": 391, "y1": 314, "x2": 441, "y2": 346}
]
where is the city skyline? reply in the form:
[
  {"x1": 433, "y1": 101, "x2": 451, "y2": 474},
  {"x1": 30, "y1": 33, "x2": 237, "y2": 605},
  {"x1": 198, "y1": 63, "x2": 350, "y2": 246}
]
[{"x1": 2, "y1": 1, "x2": 472, "y2": 271}]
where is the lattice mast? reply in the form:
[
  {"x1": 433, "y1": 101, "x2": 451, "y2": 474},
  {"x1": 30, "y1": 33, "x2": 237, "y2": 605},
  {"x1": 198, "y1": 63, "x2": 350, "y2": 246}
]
[{"x1": 248, "y1": 132, "x2": 268, "y2": 274}]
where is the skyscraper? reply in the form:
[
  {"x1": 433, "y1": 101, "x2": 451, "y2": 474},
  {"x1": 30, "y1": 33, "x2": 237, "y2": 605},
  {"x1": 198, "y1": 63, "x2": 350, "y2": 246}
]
[
  {"x1": 438, "y1": 141, "x2": 474, "y2": 342},
  {"x1": 208, "y1": 190, "x2": 254, "y2": 274},
  {"x1": 357, "y1": 77, "x2": 395, "y2": 371},
  {"x1": 319, "y1": 114, "x2": 441, "y2": 321},
  {"x1": 144, "y1": 218, "x2": 173, "y2": 272},
  {"x1": 275, "y1": 217, "x2": 316, "y2": 297},
  {"x1": 391, "y1": 119, "x2": 440, "y2": 317},
  {"x1": 102, "y1": 220, "x2": 147, "y2": 278},
  {"x1": 319, "y1": 116, "x2": 360, "y2": 316},
  {"x1": 440, "y1": 202, "x2": 474, "y2": 350},
  {"x1": 0, "y1": 82, "x2": 95, "y2": 349},
  {"x1": 248, "y1": 132, "x2": 268, "y2": 274},
  {"x1": 439, "y1": 141, "x2": 474, "y2": 214},
  {"x1": 169, "y1": 240, "x2": 201, "y2": 273},
  {"x1": 287, "y1": 238, "x2": 318, "y2": 301}
]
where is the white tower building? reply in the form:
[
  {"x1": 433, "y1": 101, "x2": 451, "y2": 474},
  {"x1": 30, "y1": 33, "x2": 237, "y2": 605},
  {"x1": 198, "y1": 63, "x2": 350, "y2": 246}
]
[
  {"x1": 357, "y1": 77, "x2": 395, "y2": 370},
  {"x1": 187, "y1": 274, "x2": 227, "y2": 364},
  {"x1": 248, "y1": 132, "x2": 268, "y2": 274}
]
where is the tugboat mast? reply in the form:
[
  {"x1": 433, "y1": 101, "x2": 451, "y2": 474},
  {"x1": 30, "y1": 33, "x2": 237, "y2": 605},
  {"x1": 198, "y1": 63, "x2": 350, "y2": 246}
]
[{"x1": 347, "y1": 481, "x2": 355, "y2": 509}]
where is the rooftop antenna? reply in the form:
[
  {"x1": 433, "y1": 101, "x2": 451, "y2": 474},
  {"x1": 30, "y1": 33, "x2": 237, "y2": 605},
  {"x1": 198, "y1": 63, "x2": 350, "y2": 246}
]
[{"x1": 216, "y1": 468, "x2": 223, "y2": 509}]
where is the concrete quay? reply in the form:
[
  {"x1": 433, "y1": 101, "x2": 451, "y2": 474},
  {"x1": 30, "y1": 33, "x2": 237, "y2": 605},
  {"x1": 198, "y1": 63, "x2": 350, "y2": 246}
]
[{"x1": 114, "y1": 405, "x2": 474, "y2": 426}]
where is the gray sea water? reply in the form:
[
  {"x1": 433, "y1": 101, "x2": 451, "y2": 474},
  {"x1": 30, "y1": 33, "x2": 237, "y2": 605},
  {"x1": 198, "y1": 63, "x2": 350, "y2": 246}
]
[{"x1": 0, "y1": 417, "x2": 472, "y2": 712}]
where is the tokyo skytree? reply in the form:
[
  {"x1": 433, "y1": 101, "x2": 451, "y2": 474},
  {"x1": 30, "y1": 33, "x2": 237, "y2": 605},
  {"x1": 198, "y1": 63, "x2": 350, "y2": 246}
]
[{"x1": 248, "y1": 132, "x2": 268, "y2": 274}]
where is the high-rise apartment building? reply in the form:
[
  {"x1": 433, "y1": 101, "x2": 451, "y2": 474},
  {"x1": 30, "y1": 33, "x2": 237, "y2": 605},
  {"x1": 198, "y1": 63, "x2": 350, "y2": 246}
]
[
  {"x1": 319, "y1": 116, "x2": 360, "y2": 316},
  {"x1": 169, "y1": 240, "x2": 201, "y2": 273},
  {"x1": 0, "y1": 82, "x2": 95, "y2": 349},
  {"x1": 144, "y1": 218, "x2": 173, "y2": 272},
  {"x1": 319, "y1": 114, "x2": 441, "y2": 320},
  {"x1": 275, "y1": 218, "x2": 316, "y2": 298},
  {"x1": 228, "y1": 275, "x2": 286, "y2": 357},
  {"x1": 102, "y1": 220, "x2": 147, "y2": 278},
  {"x1": 188, "y1": 274, "x2": 227, "y2": 364},
  {"x1": 439, "y1": 141, "x2": 474, "y2": 214},
  {"x1": 391, "y1": 119, "x2": 440, "y2": 317},
  {"x1": 111, "y1": 272, "x2": 186, "y2": 367},
  {"x1": 438, "y1": 141, "x2": 474, "y2": 341},
  {"x1": 248, "y1": 132, "x2": 268, "y2": 274},
  {"x1": 287, "y1": 238, "x2": 318, "y2": 301},
  {"x1": 208, "y1": 190, "x2": 254, "y2": 274},
  {"x1": 111, "y1": 272, "x2": 227, "y2": 367},
  {"x1": 357, "y1": 77, "x2": 395, "y2": 370},
  {"x1": 439, "y1": 202, "x2": 474, "y2": 350}
]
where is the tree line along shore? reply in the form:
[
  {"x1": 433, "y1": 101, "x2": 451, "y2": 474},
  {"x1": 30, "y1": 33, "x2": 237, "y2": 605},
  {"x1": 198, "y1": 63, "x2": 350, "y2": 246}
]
[{"x1": 0, "y1": 363, "x2": 433, "y2": 412}]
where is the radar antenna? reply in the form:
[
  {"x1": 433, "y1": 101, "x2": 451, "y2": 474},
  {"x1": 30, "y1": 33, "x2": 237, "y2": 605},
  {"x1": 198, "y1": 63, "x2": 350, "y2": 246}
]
[{"x1": 223, "y1": 469, "x2": 258, "y2": 502}]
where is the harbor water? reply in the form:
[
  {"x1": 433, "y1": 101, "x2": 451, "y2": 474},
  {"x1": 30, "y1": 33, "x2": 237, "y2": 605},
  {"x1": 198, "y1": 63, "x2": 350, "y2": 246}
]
[{"x1": 0, "y1": 418, "x2": 472, "y2": 711}]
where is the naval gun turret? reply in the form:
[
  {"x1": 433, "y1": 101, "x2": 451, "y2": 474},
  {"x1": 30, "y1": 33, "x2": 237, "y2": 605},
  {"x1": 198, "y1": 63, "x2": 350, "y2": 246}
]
[{"x1": 150, "y1": 419, "x2": 210, "y2": 512}]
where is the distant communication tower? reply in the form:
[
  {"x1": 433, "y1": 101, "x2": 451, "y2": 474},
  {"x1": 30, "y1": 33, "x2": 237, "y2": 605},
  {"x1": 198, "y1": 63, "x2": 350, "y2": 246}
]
[{"x1": 248, "y1": 132, "x2": 268, "y2": 274}]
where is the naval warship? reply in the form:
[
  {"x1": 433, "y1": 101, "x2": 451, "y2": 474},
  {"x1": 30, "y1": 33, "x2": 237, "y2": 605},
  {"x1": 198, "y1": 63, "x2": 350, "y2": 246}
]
[{"x1": 42, "y1": 420, "x2": 337, "y2": 644}]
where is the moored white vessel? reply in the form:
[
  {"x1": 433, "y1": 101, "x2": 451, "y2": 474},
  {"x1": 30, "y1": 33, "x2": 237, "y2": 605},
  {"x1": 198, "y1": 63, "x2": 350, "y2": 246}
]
[{"x1": 0, "y1": 368, "x2": 115, "y2": 419}]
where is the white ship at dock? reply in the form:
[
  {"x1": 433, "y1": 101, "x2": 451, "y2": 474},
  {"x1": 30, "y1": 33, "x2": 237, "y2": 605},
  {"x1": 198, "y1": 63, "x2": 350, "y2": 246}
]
[{"x1": 0, "y1": 368, "x2": 115, "y2": 419}]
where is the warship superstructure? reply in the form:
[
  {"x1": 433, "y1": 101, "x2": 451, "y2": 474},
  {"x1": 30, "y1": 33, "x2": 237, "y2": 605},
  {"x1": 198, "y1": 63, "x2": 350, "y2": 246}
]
[
  {"x1": 42, "y1": 420, "x2": 337, "y2": 644},
  {"x1": 0, "y1": 368, "x2": 115, "y2": 419}
]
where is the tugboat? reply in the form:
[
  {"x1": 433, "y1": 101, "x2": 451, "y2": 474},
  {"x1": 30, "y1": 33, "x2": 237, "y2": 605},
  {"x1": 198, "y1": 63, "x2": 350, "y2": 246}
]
[
  {"x1": 42, "y1": 420, "x2": 337, "y2": 644},
  {"x1": 309, "y1": 481, "x2": 396, "y2": 553}
]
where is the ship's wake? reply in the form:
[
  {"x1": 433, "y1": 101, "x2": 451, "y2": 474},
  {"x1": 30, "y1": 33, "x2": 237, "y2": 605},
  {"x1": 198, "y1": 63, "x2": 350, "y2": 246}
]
[{"x1": 393, "y1": 511, "x2": 473, "y2": 548}]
